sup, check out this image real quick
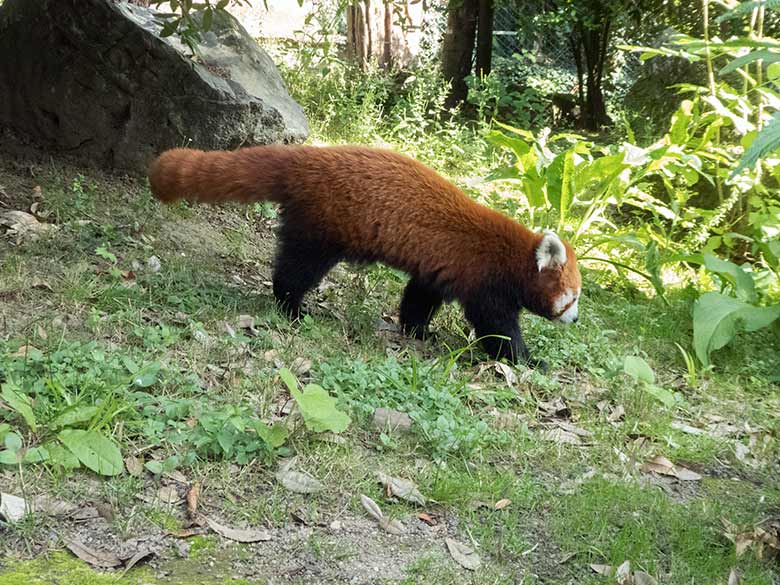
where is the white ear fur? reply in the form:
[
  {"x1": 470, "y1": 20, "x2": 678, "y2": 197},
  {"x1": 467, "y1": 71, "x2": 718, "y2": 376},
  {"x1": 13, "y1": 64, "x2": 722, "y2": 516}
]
[{"x1": 536, "y1": 229, "x2": 567, "y2": 271}]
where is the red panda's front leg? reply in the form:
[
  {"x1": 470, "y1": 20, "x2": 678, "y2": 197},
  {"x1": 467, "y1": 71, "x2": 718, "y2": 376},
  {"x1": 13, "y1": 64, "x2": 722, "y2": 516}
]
[{"x1": 463, "y1": 295, "x2": 548, "y2": 371}]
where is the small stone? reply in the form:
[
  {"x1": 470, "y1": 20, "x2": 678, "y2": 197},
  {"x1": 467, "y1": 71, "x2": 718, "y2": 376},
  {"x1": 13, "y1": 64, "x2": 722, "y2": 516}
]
[
  {"x1": 147, "y1": 256, "x2": 162, "y2": 273},
  {"x1": 373, "y1": 408, "x2": 412, "y2": 432}
]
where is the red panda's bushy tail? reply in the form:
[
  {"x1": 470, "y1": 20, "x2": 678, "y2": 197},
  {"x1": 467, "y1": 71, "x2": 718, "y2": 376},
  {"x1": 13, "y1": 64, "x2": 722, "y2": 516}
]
[{"x1": 148, "y1": 146, "x2": 292, "y2": 205}]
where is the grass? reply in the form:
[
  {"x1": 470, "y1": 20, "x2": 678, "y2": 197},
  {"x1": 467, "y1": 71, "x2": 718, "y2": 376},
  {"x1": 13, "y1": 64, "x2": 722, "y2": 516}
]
[{"x1": 1, "y1": 135, "x2": 779, "y2": 584}]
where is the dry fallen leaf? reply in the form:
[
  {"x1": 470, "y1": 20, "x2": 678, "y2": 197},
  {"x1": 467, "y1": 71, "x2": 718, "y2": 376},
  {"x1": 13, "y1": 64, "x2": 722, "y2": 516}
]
[
  {"x1": 590, "y1": 564, "x2": 613, "y2": 576},
  {"x1": 615, "y1": 560, "x2": 632, "y2": 585},
  {"x1": 31, "y1": 494, "x2": 77, "y2": 516},
  {"x1": 494, "y1": 498, "x2": 511, "y2": 510},
  {"x1": 1, "y1": 210, "x2": 54, "y2": 243},
  {"x1": 494, "y1": 362, "x2": 518, "y2": 386},
  {"x1": 541, "y1": 424, "x2": 587, "y2": 445},
  {"x1": 634, "y1": 570, "x2": 658, "y2": 585},
  {"x1": 640, "y1": 455, "x2": 702, "y2": 481},
  {"x1": 276, "y1": 468, "x2": 323, "y2": 494},
  {"x1": 202, "y1": 515, "x2": 272, "y2": 543},
  {"x1": 728, "y1": 568, "x2": 741, "y2": 585},
  {"x1": 376, "y1": 472, "x2": 426, "y2": 505},
  {"x1": 64, "y1": 537, "x2": 122, "y2": 568},
  {"x1": 538, "y1": 397, "x2": 570, "y2": 419},
  {"x1": 380, "y1": 517, "x2": 406, "y2": 535},
  {"x1": 608, "y1": 405, "x2": 626, "y2": 423},
  {"x1": 10, "y1": 345, "x2": 38, "y2": 358},
  {"x1": 124, "y1": 456, "x2": 144, "y2": 477},
  {"x1": 120, "y1": 548, "x2": 153, "y2": 573},
  {"x1": 156, "y1": 486, "x2": 181, "y2": 505},
  {"x1": 360, "y1": 494, "x2": 405, "y2": 535},
  {"x1": 290, "y1": 356, "x2": 312, "y2": 377},
  {"x1": 417, "y1": 512, "x2": 437, "y2": 526},
  {"x1": 723, "y1": 517, "x2": 780, "y2": 560},
  {"x1": 67, "y1": 506, "x2": 100, "y2": 522},
  {"x1": 236, "y1": 314, "x2": 259, "y2": 336},
  {"x1": 360, "y1": 494, "x2": 384, "y2": 522},
  {"x1": 165, "y1": 470, "x2": 188, "y2": 484},
  {"x1": 671, "y1": 421, "x2": 705, "y2": 435},
  {"x1": 445, "y1": 537, "x2": 481, "y2": 571}
]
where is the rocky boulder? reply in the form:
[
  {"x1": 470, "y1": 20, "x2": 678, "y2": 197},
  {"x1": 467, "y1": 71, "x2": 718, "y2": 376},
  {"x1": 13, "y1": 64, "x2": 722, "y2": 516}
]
[{"x1": 0, "y1": 0, "x2": 308, "y2": 174}]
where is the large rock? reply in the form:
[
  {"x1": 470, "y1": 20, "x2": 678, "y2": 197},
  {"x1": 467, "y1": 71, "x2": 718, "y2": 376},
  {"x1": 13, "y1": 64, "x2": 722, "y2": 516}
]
[{"x1": 0, "y1": 0, "x2": 308, "y2": 173}]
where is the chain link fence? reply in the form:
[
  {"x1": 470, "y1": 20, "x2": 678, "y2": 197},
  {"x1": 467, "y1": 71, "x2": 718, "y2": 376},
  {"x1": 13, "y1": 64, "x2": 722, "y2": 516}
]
[{"x1": 493, "y1": 5, "x2": 573, "y2": 68}]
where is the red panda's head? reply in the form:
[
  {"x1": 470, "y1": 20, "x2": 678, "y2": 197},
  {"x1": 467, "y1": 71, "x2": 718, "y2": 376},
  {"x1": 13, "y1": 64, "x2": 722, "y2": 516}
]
[{"x1": 525, "y1": 230, "x2": 582, "y2": 324}]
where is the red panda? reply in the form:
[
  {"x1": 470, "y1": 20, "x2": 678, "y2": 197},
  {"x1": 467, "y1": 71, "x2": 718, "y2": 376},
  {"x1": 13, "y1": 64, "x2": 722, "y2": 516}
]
[{"x1": 148, "y1": 145, "x2": 582, "y2": 369}]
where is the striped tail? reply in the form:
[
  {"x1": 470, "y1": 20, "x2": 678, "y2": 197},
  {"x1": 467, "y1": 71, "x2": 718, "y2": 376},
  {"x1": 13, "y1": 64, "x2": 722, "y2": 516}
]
[{"x1": 148, "y1": 145, "x2": 291, "y2": 205}]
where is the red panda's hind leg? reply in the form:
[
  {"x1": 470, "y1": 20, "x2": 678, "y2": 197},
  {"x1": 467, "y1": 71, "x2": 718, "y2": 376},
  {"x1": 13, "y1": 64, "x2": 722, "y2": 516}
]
[
  {"x1": 399, "y1": 278, "x2": 444, "y2": 340},
  {"x1": 272, "y1": 234, "x2": 342, "y2": 319}
]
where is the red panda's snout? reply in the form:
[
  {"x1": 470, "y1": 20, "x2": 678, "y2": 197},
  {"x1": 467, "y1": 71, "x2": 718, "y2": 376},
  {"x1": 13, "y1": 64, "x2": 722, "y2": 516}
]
[{"x1": 533, "y1": 230, "x2": 582, "y2": 324}]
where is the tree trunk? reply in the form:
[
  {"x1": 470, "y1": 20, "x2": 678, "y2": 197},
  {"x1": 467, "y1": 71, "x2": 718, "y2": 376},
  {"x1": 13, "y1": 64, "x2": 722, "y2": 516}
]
[
  {"x1": 346, "y1": 0, "x2": 417, "y2": 70},
  {"x1": 381, "y1": 0, "x2": 393, "y2": 68},
  {"x1": 475, "y1": 0, "x2": 494, "y2": 77},
  {"x1": 441, "y1": 0, "x2": 479, "y2": 109},
  {"x1": 346, "y1": 1, "x2": 374, "y2": 70},
  {"x1": 571, "y1": 16, "x2": 612, "y2": 131}
]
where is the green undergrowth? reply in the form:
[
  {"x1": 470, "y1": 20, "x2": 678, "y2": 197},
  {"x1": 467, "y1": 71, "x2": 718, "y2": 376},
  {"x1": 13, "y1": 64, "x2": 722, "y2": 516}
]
[{"x1": 1, "y1": 150, "x2": 778, "y2": 584}]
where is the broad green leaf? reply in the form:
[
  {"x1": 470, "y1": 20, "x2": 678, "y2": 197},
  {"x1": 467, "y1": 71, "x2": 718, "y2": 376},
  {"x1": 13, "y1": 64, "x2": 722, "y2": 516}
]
[
  {"x1": 624, "y1": 356, "x2": 655, "y2": 384},
  {"x1": 216, "y1": 429, "x2": 235, "y2": 455},
  {"x1": 58, "y1": 429, "x2": 123, "y2": 476},
  {"x1": 201, "y1": 7, "x2": 213, "y2": 32},
  {"x1": 145, "y1": 460, "x2": 164, "y2": 475},
  {"x1": 4, "y1": 432, "x2": 22, "y2": 451},
  {"x1": 1, "y1": 383, "x2": 37, "y2": 432},
  {"x1": 132, "y1": 363, "x2": 160, "y2": 388},
  {"x1": 0, "y1": 450, "x2": 21, "y2": 465},
  {"x1": 717, "y1": 0, "x2": 780, "y2": 23},
  {"x1": 522, "y1": 169, "x2": 547, "y2": 209},
  {"x1": 485, "y1": 130, "x2": 531, "y2": 160},
  {"x1": 253, "y1": 421, "x2": 289, "y2": 448},
  {"x1": 768, "y1": 62, "x2": 780, "y2": 81},
  {"x1": 574, "y1": 153, "x2": 626, "y2": 201},
  {"x1": 52, "y1": 405, "x2": 100, "y2": 429},
  {"x1": 280, "y1": 368, "x2": 351, "y2": 434},
  {"x1": 492, "y1": 121, "x2": 535, "y2": 140},
  {"x1": 0, "y1": 423, "x2": 10, "y2": 443},
  {"x1": 95, "y1": 245, "x2": 117, "y2": 264},
  {"x1": 668, "y1": 100, "x2": 693, "y2": 144},
  {"x1": 22, "y1": 446, "x2": 50, "y2": 463},
  {"x1": 693, "y1": 292, "x2": 780, "y2": 366},
  {"x1": 644, "y1": 384, "x2": 678, "y2": 408},
  {"x1": 703, "y1": 252, "x2": 756, "y2": 302},
  {"x1": 46, "y1": 443, "x2": 81, "y2": 469},
  {"x1": 484, "y1": 165, "x2": 522, "y2": 182},
  {"x1": 546, "y1": 149, "x2": 574, "y2": 221},
  {"x1": 702, "y1": 95, "x2": 754, "y2": 135},
  {"x1": 732, "y1": 112, "x2": 780, "y2": 176},
  {"x1": 720, "y1": 49, "x2": 780, "y2": 75}
]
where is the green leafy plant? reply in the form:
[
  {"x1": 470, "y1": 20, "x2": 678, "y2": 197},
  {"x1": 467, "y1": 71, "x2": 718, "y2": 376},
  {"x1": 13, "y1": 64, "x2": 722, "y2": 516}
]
[
  {"x1": 319, "y1": 355, "x2": 515, "y2": 459},
  {"x1": 0, "y1": 377, "x2": 124, "y2": 475},
  {"x1": 280, "y1": 368, "x2": 351, "y2": 434},
  {"x1": 623, "y1": 356, "x2": 683, "y2": 408}
]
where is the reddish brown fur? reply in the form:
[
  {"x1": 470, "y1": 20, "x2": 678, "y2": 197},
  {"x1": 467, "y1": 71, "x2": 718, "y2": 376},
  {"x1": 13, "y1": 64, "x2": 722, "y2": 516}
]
[{"x1": 149, "y1": 145, "x2": 581, "y2": 367}]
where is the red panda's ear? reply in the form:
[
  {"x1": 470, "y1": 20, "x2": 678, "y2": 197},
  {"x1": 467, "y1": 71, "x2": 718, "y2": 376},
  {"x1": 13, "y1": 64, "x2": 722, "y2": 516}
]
[{"x1": 536, "y1": 230, "x2": 567, "y2": 271}]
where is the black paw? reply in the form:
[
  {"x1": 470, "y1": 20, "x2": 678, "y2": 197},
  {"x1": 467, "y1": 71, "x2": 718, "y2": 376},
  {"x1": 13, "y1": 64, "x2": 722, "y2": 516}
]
[
  {"x1": 276, "y1": 300, "x2": 305, "y2": 321},
  {"x1": 402, "y1": 324, "x2": 435, "y2": 341}
]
